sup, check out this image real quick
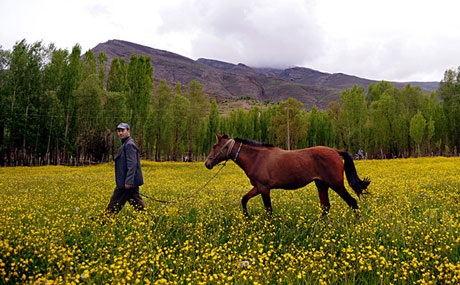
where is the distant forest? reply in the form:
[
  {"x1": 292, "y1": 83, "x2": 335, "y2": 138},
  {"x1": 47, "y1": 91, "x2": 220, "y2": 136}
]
[{"x1": 1, "y1": 40, "x2": 460, "y2": 166}]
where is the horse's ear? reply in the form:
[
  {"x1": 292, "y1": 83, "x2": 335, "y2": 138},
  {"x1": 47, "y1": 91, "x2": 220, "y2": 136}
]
[{"x1": 216, "y1": 133, "x2": 222, "y2": 140}]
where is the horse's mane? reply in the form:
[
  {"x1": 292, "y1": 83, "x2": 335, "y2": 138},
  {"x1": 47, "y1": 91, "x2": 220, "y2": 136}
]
[
  {"x1": 233, "y1": 136, "x2": 274, "y2": 148},
  {"x1": 221, "y1": 134, "x2": 274, "y2": 147}
]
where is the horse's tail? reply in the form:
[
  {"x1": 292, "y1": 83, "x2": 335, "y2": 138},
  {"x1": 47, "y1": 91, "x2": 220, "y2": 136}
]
[{"x1": 337, "y1": 151, "x2": 370, "y2": 198}]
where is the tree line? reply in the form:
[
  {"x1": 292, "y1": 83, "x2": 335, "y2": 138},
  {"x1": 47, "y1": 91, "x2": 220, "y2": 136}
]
[{"x1": 1, "y1": 40, "x2": 460, "y2": 166}]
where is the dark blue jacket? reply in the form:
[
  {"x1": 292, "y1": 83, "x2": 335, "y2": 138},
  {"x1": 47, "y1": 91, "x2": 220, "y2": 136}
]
[{"x1": 114, "y1": 137, "x2": 144, "y2": 188}]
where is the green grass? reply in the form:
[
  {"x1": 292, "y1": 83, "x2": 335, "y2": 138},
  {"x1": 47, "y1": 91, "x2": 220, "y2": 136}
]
[{"x1": 0, "y1": 158, "x2": 459, "y2": 284}]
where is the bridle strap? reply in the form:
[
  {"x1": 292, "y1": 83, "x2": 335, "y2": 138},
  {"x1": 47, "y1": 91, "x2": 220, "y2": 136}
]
[{"x1": 209, "y1": 139, "x2": 235, "y2": 162}]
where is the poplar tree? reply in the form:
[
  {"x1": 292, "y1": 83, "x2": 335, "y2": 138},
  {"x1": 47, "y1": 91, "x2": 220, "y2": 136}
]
[
  {"x1": 74, "y1": 74, "x2": 103, "y2": 160},
  {"x1": 305, "y1": 105, "x2": 335, "y2": 148},
  {"x1": 97, "y1": 52, "x2": 108, "y2": 89},
  {"x1": 438, "y1": 67, "x2": 460, "y2": 153},
  {"x1": 61, "y1": 44, "x2": 82, "y2": 159},
  {"x1": 368, "y1": 88, "x2": 405, "y2": 158},
  {"x1": 82, "y1": 50, "x2": 97, "y2": 81},
  {"x1": 259, "y1": 104, "x2": 277, "y2": 144},
  {"x1": 247, "y1": 106, "x2": 261, "y2": 141},
  {"x1": 410, "y1": 110, "x2": 426, "y2": 156},
  {"x1": 367, "y1": 81, "x2": 392, "y2": 105},
  {"x1": 327, "y1": 101, "x2": 341, "y2": 148},
  {"x1": 185, "y1": 80, "x2": 209, "y2": 159},
  {"x1": 234, "y1": 109, "x2": 247, "y2": 137},
  {"x1": 401, "y1": 84, "x2": 424, "y2": 156},
  {"x1": 206, "y1": 99, "x2": 220, "y2": 150},
  {"x1": 152, "y1": 80, "x2": 173, "y2": 161},
  {"x1": 127, "y1": 55, "x2": 154, "y2": 151},
  {"x1": 338, "y1": 85, "x2": 367, "y2": 153},
  {"x1": 7, "y1": 40, "x2": 44, "y2": 164},
  {"x1": 171, "y1": 83, "x2": 190, "y2": 161},
  {"x1": 40, "y1": 91, "x2": 64, "y2": 164},
  {"x1": 0, "y1": 46, "x2": 10, "y2": 165},
  {"x1": 426, "y1": 117, "x2": 435, "y2": 155},
  {"x1": 103, "y1": 91, "x2": 128, "y2": 159},
  {"x1": 269, "y1": 98, "x2": 306, "y2": 150},
  {"x1": 107, "y1": 57, "x2": 128, "y2": 92}
]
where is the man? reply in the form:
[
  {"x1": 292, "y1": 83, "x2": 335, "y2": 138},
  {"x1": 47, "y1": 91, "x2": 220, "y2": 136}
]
[
  {"x1": 105, "y1": 123, "x2": 145, "y2": 215},
  {"x1": 358, "y1": 148, "x2": 364, "y2": 160}
]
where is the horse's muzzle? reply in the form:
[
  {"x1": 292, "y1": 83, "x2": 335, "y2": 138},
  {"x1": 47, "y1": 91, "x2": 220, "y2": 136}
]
[{"x1": 204, "y1": 160, "x2": 213, "y2": 169}]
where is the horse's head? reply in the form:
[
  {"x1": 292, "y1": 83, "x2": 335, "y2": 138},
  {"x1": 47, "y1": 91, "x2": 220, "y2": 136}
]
[{"x1": 205, "y1": 134, "x2": 234, "y2": 169}]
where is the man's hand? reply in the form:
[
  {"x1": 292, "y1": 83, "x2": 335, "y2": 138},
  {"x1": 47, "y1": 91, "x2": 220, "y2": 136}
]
[{"x1": 125, "y1": 184, "x2": 132, "y2": 189}]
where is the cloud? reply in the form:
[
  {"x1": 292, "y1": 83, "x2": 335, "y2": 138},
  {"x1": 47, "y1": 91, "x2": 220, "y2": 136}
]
[
  {"x1": 2, "y1": 0, "x2": 460, "y2": 81},
  {"x1": 86, "y1": 4, "x2": 110, "y2": 17},
  {"x1": 158, "y1": 0, "x2": 323, "y2": 68},
  {"x1": 308, "y1": 0, "x2": 460, "y2": 82}
]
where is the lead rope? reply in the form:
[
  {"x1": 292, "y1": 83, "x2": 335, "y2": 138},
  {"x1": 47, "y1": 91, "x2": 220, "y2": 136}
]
[
  {"x1": 141, "y1": 139, "x2": 239, "y2": 204},
  {"x1": 140, "y1": 160, "x2": 228, "y2": 204}
]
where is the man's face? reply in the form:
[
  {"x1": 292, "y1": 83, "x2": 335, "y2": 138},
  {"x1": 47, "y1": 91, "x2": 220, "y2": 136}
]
[{"x1": 117, "y1": 128, "x2": 130, "y2": 140}]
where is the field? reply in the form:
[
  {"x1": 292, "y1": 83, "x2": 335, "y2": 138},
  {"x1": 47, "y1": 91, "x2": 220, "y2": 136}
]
[{"x1": 1, "y1": 157, "x2": 460, "y2": 284}]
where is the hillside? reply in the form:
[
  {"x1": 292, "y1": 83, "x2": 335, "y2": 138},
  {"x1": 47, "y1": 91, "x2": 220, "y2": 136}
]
[{"x1": 92, "y1": 40, "x2": 439, "y2": 110}]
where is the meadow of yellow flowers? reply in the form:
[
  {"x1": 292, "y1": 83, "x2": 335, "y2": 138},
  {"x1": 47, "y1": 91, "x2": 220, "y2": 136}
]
[{"x1": 1, "y1": 157, "x2": 460, "y2": 284}]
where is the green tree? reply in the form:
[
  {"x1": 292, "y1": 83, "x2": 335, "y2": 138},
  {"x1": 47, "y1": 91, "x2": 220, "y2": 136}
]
[
  {"x1": 41, "y1": 47, "x2": 70, "y2": 163},
  {"x1": 410, "y1": 111, "x2": 426, "y2": 156},
  {"x1": 103, "y1": 91, "x2": 128, "y2": 159},
  {"x1": 426, "y1": 116, "x2": 435, "y2": 155},
  {"x1": 438, "y1": 67, "x2": 460, "y2": 153},
  {"x1": 151, "y1": 80, "x2": 173, "y2": 161},
  {"x1": 127, "y1": 54, "x2": 154, "y2": 151},
  {"x1": 7, "y1": 40, "x2": 45, "y2": 164},
  {"x1": 259, "y1": 104, "x2": 277, "y2": 144},
  {"x1": 368, "y1": 90, "x2": 396, "y2": 158},
  {"x1": 367, "y1": 81, "x2": 392, "y2": 105},
  {"x1": 206, "y1": 99, "x2": 220, "y2": 150},
  {"x1": 247, "y1": 106, "x2": 261, "y2": 141},
  {"x1": 82, "y1": 50, "x2": 97, "y2": 81},
  {"x1": 171, "y1": 86, "x2": 190, "y2": 161},
  {"x1": 338, "y1": 85, "x2": 367, "y2": 153},
  {"x1": 74, "y1": 74, "x2": 104, "y2": 160},
  {"x1": 327, "y1": 101, "x2": 341, "y2": 148},
  {"x1": 185, "y1": 80, "x2": 210, "y2": 159},
  {"x1": 0, "y1": 46, "x2": 10, "y2": 165},
  {"x1": 400, "y1": 84, "x2": 425, "y2": 156},
  {"x1": 107, "y1": 57, "x2": 128, "y2": 92},
  {"x1": 424, "y1": 92, "x2": 443, "y2": 153},
  {"x1": 39, "y1": 91, "x2": 64, "y2": 164},
  {"x1": 269, "y1": 98, "x2": 306, "y2": 150},
  {"x1": 97, "y1": 52, "x2": 108, "y2": 89},
  {"x1": 232, "y1": 109, "x2": 248, "y2": 138},
  {"x1": 60, "y1": 44, "x2": 82, "y2": 159},
  {"x1": 43, "y1": 47, "x2": 68, "y2": 92},
  {"x1": 304, "y1": 105, "x2": 335, "y2": 148}
]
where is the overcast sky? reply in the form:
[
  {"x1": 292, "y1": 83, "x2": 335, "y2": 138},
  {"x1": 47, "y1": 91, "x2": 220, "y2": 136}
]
[{"x1": 1, "y1": 0, "x2": 459, "y2": 82}]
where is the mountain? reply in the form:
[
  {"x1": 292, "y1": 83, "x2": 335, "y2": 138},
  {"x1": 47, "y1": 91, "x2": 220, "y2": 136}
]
[
  {"x1": 91, "y1": 40, "x2": 439, "y2": 110},
  {"x1": 197, "y1": 58, "x2": 439, "y2": 92}
]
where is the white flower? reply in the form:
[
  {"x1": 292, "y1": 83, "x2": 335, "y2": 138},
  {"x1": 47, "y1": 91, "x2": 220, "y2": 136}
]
[
  {"x1": 80, "y1": 270, "x2": 89, "y2": 279},
  {"x1": 238, "y1": 260, "x2": 250, "y2": 267}
]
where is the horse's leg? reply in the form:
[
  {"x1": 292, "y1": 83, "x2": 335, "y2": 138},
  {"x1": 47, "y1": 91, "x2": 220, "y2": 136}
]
[
  {"x1": 315, "y1": 180, "x2": 330, "y2": 216},
  {"x1": 332, "y1": 184, "x2": 358, "y2": 210},
  {"x1": 259, "y1": 188, "x2": 273, "y2": 216},
  {"x1": 242, "y1": 187, "x2": 259, "y2": 217}
]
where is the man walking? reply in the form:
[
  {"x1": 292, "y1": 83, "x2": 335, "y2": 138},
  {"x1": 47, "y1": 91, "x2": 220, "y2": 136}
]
[{"x1": 105, "y1": 123, "x2": 145, "y2": 215}]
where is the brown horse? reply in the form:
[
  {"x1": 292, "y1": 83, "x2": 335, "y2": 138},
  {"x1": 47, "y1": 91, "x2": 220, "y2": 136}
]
[{"x1": 205, "y1": 134, "x2": 370, "y2": 217}]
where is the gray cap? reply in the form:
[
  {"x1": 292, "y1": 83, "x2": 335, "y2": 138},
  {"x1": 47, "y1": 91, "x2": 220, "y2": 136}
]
[{"x1": 116, "y1": 123, "x2": 130, "y2": 130}]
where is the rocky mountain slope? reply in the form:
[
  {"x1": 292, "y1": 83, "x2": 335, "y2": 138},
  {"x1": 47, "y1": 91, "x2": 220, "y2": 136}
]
[{"x1": 92, "y1": 40, "x2": 439, "y2": 110}]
